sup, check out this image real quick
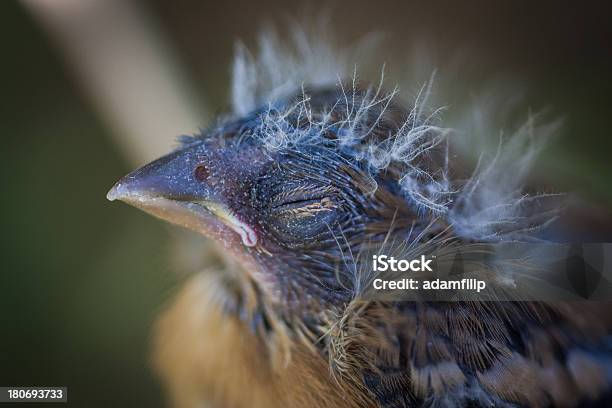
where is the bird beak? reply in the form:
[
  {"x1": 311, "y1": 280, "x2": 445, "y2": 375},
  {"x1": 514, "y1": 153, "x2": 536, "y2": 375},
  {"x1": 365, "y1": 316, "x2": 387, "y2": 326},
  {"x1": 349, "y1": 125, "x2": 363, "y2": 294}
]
[{"x1": 106, "y1": 150, "x2": 258, "y2": 247}]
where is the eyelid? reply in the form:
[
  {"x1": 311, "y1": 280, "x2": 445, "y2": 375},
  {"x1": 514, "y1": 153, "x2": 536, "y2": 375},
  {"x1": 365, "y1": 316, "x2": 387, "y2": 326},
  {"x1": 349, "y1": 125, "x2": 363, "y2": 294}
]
[
  {"x1": 272, "y1": 196, "x2": 334, "y2": 210},
  {"x1": 270, "y1": 184, "x2": 337, "y2": 208},
  {"x1": 268, "y1": 196, "x2": 338, "y2": 243},
  {"x1": 273, "y1": 197, "x2": 336, "y2": 215}
]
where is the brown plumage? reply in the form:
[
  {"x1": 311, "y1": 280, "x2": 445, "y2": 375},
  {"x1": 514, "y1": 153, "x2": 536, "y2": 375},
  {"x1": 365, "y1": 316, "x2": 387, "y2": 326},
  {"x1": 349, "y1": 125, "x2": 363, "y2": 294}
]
[{"x1": 151, "y1": 268, "x2": 612, "y2": 407}]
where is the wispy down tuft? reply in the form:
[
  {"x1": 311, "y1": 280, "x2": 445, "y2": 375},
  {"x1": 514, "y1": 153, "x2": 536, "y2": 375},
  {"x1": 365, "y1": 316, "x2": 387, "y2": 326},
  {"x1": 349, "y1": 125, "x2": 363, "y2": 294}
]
[
  {"x1": 229, "y1": 25, "x2": 560, "y2": 242},
  {"x1": 231, "y1": 22, "x2": 377, "y2": 116},
  {"x1": 449, "y1": 111, "x2": 562, "y2": 240}
]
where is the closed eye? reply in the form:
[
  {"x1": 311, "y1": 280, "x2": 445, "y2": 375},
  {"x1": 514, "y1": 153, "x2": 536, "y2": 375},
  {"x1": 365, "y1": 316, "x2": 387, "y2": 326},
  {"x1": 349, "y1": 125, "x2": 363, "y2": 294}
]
[
  {"x1": 272, "y1": 197, "x2": 336, "y2": 215},
  {"x1": 268, "y1": 196, "x2": 339, "y2": 243},
  {"x1": 269, "y1": 184, "x2": 337, "y2": 208}
]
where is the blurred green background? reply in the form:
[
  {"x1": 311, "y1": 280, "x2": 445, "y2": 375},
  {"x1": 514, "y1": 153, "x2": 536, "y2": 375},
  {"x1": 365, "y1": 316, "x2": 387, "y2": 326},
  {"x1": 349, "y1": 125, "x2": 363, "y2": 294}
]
[{"x1": 1, "y1": 0, "x2": 611, "y2": 406}]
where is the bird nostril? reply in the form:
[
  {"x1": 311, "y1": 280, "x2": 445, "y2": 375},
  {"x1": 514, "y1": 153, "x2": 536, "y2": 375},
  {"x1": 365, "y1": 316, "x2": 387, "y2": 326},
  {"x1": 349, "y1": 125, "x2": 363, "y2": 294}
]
[{"x1": 194, "y1": 164, "x2": 210, "y2": 182}]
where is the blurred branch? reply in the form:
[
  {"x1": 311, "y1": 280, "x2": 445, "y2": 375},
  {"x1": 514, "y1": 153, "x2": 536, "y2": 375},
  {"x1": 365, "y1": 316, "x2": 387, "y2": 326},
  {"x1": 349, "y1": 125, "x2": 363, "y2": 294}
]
[{"x1": 22, "y1": 0, "x2": 207, "y2": 165}]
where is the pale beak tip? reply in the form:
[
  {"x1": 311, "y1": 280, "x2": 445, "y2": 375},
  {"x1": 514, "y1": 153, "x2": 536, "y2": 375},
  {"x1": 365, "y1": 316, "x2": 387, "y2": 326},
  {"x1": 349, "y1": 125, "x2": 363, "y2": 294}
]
[{"x1": 106, "y1": 182, "x2": 124, "y2": 202}]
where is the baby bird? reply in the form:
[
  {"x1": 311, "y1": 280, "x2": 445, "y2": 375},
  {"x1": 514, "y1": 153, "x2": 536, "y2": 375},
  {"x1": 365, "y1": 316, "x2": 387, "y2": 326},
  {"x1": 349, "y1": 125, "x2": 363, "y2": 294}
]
[{"x1": 107, "y1": 31, "x2": 612, "y2": 407}]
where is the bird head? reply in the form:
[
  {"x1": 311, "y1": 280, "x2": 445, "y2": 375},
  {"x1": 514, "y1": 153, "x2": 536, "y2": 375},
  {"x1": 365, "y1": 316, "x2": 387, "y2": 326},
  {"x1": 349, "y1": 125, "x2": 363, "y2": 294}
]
[
  {"x1": 107, "y1": 33, "x2": 555, "y2": 319},
  {"x1": 107, "y1": 87, "x2": 440, "y2": 314}
]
